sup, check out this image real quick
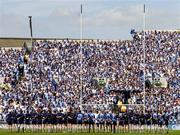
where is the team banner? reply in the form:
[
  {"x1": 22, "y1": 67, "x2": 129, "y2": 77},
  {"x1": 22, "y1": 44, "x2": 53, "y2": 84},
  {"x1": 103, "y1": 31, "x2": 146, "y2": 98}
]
[
  {"x1": 95, "y1": 77, "x2": 109, "y2": 87},
  {"x1": 153, "y1": 76, "x2": 168, "y2": 88},
  {"x1": 146, "y1": 73, "x2": 168, "y2": 88}
]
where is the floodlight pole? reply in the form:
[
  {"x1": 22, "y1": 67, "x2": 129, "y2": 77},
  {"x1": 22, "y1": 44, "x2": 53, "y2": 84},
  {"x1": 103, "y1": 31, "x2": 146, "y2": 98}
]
[
  {"x1": 143, "y1": 4, "x2": 146, "y2": 114},
  {"x1": 28, "y1": 16, "x2": 33, "y2": 91},
  {"x1": 28, "y1": 16, "x2": 33, "y2": 47}
]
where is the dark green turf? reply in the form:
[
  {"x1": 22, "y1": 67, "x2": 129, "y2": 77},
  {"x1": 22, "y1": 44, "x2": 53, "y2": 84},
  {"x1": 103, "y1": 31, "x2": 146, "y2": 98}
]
[{"x1": 0, "y1": 129, "x2": 180, "y2": 135}]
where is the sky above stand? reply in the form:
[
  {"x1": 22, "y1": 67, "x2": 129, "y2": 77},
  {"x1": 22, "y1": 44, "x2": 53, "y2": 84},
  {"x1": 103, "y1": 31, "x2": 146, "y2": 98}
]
[{"x1": 0, "y1": 0, "x2": 179, "y2": 39}]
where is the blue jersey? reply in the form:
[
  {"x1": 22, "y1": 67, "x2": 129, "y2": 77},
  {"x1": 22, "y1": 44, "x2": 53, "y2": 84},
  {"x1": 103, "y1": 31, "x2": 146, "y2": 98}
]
[
  {"x1": 89, "y1": 113, "x2": 95, "y2": 122},
  {"x1": 106, "y1": 113, "x2": 112, "y2": 119},
  {"x1": 98, "y1": 113, "x2": 105, "y2": 122},
  {"x1": 106, "y1": 113, "x2": 112, "y2": 123},
  {"x1": 112, "y1": 114, "x2": 117, "y2": 122},
  {"x1": 84, "y1": 113, "x2": 89, "y2": 121},
  {"x1": 77, "y1": 113, "x2": 83, "y2": 121},
  {"x1": 99, "y1": 114, "x2": 104, "y2": 119}
]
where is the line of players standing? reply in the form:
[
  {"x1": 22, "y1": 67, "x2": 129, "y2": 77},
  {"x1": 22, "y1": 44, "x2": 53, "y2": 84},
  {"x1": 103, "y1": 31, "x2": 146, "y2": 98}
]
[{"x1": 6, "y1": 109, "x2": 170, "y2": 127}]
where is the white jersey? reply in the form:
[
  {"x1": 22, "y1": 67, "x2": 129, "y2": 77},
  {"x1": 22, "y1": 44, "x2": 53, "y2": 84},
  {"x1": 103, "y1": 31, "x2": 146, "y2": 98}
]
[{"x1": 94, "y1": 113, "x2": 99, "y2": 123}]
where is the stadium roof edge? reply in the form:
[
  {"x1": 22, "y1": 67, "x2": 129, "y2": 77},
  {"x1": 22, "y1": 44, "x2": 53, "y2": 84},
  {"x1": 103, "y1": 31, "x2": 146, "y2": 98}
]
[
  {"x1": 0, "y1": 37, "x2": 129, "y2": 41},
  {"x1": 144, "y1": 29, "x2": 180, "y2": 32},
  {"x1": 0, "y1": 37, "x2": 130, "y2": 47}
]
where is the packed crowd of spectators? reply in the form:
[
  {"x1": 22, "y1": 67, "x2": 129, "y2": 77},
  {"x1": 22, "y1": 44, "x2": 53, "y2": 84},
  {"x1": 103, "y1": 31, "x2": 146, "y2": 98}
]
[{"x1": 0, "y1": 30, "x2": 179, "y2": 124}]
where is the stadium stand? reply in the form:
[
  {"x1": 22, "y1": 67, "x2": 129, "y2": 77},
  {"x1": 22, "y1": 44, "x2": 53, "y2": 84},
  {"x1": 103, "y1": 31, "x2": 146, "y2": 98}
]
[{"x1": 0, "y1": 30, "x2": 179, "y2": 133}]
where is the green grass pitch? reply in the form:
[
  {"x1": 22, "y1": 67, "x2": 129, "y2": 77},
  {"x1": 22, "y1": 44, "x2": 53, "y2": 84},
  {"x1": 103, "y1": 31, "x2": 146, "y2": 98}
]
[{"x1": 0, "y1": 129, "x2": 180, "y2": 135}]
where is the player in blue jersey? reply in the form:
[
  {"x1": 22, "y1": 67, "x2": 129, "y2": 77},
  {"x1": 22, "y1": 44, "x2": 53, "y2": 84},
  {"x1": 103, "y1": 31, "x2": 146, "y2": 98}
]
[
  {"x1": 105, "y1": 110, "x2": 112, "y2": 132},
  {"x1": 98, "y1": 111, "x2": 105, "y2": 131},
  {"x1": 106, "y1": 111, "x2": 112, "y2": 125},
  {"x1": 76, "y1": 110, "x2": 83, "y2": 132},
  {"x1": 83, "y1": 110, "x2": 89, "y2": 129},
  {"x1": 83, "y1": 110, "x2": 89, "y2": 123},
  {"x1": 76, "y1": 110, "x2": 83, "y2": 124},
  {"x1": 88, "y1": 110, "x2": 95, "y2": 133}
]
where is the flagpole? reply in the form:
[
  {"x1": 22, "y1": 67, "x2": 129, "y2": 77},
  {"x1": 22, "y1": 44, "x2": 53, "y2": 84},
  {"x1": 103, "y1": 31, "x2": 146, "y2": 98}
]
[
  {"x1": 80, "y1": 4, "x2": 83, "y2": 111},
  {"x1": 143, "y1": 4, "x2": 146, "y2": 114}
]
